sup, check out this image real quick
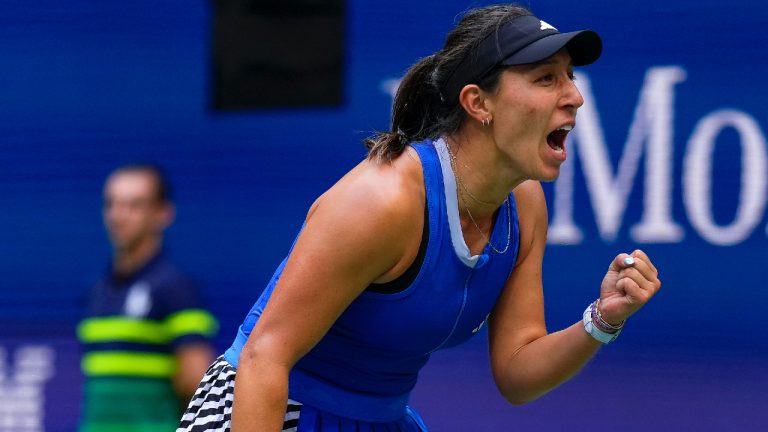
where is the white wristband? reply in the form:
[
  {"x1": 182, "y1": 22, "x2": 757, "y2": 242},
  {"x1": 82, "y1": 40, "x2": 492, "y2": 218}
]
[{"x1": 582, "y1": 303, "x2": 622, "y2": 344}]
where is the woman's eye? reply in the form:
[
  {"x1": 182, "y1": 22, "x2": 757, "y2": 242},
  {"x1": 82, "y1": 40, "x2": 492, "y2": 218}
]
[{"x1": 537, "y1": 74, "x2": 554, "y2": 83}]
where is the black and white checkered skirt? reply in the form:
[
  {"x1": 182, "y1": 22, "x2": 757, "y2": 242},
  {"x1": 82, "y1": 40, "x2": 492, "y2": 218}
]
[{"x1": 177, "y1": 355, "x2": 301, "y2": 431}]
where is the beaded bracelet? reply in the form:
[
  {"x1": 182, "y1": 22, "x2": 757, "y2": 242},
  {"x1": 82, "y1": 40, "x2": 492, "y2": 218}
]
[{"x1": 593, "y1": 299, "x2": 625, "y2": 332}]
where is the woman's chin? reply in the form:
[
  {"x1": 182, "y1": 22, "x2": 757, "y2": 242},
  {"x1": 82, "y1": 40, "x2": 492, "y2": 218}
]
[{"x1": 535, "y1": 162, "x2": 563, "y2": 183}]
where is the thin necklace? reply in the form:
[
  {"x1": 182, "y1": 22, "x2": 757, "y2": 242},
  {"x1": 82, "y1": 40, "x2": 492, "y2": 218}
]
[
  {"x1": 446, "y1": 142, "x2": 500, "y2": 207},
  {"x1": 465, "y1": 197, "x2": 512, "y2": 254},
  {"x1": 445, "y1": 141, "x2": 512, "y2": 254},
  {"x1": 456, "y1": 172, "x2": 497, "y2": 207}
]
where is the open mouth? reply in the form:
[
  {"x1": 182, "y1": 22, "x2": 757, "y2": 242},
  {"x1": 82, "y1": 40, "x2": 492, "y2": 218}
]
[{"x1": 546, "y1": 125, "x2": 572, "y2": 152}]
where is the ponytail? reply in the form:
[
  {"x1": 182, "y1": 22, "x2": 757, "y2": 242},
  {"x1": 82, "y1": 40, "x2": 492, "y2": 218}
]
[{"x1": 364, "y1": 54, "x2": 445, "y2": 162}]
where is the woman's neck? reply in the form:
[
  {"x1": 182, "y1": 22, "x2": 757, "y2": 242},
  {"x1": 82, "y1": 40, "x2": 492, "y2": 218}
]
[{"x1": 444, "y1": 131, "x2": 521, "y2": 218}]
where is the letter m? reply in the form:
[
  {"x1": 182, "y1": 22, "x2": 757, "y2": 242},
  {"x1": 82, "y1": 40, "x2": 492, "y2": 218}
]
[{"x1": 549, "y1": 67, "x2": 687, "y2": 244}]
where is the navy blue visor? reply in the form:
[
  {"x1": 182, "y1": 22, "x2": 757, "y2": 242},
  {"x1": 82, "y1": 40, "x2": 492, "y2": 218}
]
[{"x1": 440, "y1": 15, "x2": 602, "y2": 104}]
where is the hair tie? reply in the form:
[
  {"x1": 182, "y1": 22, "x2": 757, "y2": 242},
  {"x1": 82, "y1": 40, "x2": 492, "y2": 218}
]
[{"x1": 395, "y1": 131, "x2": 409, "y2": 148}]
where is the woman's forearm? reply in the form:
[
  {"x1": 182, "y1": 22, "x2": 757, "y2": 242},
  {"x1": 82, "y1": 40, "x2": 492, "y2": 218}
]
[
  {"x1": 492, "y1": 321, "x2": 601, "y2": 405},
  {"x1": 231, "y1": 349, "x2": 291, "y2": 432}
]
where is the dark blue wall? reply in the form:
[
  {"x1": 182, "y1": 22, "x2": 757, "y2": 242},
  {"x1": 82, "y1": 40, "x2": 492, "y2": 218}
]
[{"x1": 1, "y1": 1, "x2": 766, "y2": 430}]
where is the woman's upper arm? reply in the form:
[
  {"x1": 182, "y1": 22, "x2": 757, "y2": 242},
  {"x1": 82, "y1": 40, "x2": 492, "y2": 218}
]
[
  {"x1": 488, "y1": 180, "x2": 549, "y2": 367},
  {"x1": 241, "y1": 163, "x2": 421, "y2": 369}
]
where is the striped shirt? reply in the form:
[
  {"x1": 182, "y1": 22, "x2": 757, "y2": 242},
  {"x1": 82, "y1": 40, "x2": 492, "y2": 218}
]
[{"x1": 78, "y1": 252, "x2": 218, "y2": 432}]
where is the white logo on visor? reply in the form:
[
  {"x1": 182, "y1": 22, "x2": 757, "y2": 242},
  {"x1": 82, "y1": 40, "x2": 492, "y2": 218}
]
[{"x1": 540, "y1": 20, "x2": 557, "y2": 31}]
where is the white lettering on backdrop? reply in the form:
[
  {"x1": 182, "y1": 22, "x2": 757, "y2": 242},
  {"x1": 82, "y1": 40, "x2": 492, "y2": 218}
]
[
  {"x1": 552, "y1": 67, "x2": 687, "y2": 244},
  {"x1": 0, "y1": 346, "x2": 54, "y2": 432},
  {"x1": 684, "y1": 110, "x2": 767, "y2": 245}
]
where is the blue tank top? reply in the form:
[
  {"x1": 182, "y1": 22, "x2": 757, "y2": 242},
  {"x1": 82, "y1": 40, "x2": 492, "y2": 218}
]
[{"x1": 225, "y1": 138, "x2": 520, "y2": 422}]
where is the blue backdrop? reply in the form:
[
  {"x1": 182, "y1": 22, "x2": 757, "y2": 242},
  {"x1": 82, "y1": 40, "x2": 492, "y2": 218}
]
[{"x1": 1, "y1": 1, "x2": 766, "y2": 431}]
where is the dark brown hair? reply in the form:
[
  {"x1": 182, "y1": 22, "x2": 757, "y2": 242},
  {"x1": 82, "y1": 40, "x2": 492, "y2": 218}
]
[{"x1": 364, "y1": 4, "x2": 532, "y2": 162}]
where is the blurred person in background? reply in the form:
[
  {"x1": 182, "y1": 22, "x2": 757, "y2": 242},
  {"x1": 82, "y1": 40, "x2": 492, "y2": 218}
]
[{"x1": 77, "y1": 164, "x2": 218, "y2": 432}]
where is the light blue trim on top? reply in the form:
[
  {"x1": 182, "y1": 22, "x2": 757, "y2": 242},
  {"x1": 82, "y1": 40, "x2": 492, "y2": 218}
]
[{"x1": 434, "y1": 137, "x2": 480, "y2": 268}]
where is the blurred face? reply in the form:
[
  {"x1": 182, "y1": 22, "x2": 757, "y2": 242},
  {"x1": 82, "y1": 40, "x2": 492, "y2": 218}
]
[
  {"x1": 102, "y1": 170, "x2": 171, "y2": 253},
  {"x1": 486, "y1": 49, "x2": 584, "y2": 182}
]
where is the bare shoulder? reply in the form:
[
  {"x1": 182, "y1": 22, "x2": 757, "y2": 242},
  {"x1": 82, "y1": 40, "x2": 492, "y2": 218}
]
[
  {"x1": 512, "y1": 180, "x2": 546, "y2": 213},
  {"x1": 302, "y1": 147, "x2": 426, "y2": 280},
  {"x1": 313, "y1": 148, "x2": 423, "y2": 223}
]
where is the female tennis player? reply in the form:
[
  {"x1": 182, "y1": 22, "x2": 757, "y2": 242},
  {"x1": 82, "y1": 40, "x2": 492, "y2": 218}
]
[{"x1": 179, "y1": 4, "x2": 661, "y2": 431}]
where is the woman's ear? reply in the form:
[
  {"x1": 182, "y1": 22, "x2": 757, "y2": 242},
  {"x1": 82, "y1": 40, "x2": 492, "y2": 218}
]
[{"x1": 457, "y1": 83, "x2": 492, "y2": 125}]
